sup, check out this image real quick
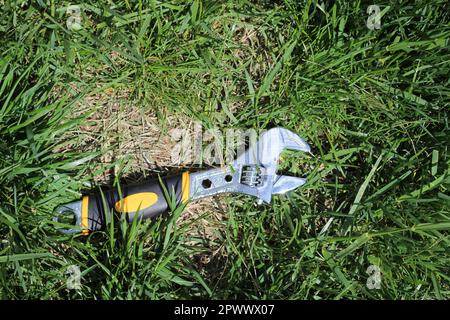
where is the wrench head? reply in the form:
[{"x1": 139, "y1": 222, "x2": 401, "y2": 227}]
[
  {"x1": 235, "y1": 127, "x2": 310, "y2": 169},
  {"x1": 189, "y1": 127, "x2": 311, "y2": 203}
]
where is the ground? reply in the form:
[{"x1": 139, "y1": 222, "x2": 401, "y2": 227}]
[{"x1": 0, "y1": 1, "x2": 449, "y2": 299}]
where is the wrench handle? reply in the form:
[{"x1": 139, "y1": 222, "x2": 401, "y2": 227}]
[{"x1": 81, "y1": 172, "x2": 190, "y2": 234}]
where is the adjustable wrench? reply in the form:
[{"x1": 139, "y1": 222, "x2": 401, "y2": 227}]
[{"x1": 53, "y1": 127, "x2": 310, "y2": 234}]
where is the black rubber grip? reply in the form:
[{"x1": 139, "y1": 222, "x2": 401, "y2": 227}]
[{"x1": 85, "y1": 174, "x2": 186, "y2": 231}]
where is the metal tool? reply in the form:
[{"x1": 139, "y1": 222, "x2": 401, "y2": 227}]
[{"x1": 53, "y1": 127, "x2": 310, "y2": 234}]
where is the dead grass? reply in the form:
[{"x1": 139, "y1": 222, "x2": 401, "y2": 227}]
[
  {"x1": 53, "y1": 14, "x2": 275, "y2": 264},
  {"x1": 60, "y1": 86, "x2": 229, "y2": 245}
]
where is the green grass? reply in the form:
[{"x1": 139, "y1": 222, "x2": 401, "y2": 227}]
[{"x1": 1, "y1": 0, "x2": 449, "y2": 299}]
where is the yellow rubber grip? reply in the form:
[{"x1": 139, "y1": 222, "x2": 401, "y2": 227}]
[
  {"x1": 181, "y1": 171, "x2": 190, "y2": 203},
  {"x1": 81, "y1": 195, "x2": 89, "y2": 235}
]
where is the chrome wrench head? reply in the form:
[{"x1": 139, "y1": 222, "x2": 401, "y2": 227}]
[{"x1": 189, "y1": 127, "x2": 311, "y2": 203}]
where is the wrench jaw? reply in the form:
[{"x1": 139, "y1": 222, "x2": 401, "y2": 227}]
[
  {"x1": 272, "y1": 175, "x2": 307, "y2": 195},
  {"x1": 189, "y1": 127, "x2": 310, "y2": 203},
  {"x1": 235, "y1": 127, "x2": 311, "y2": 167}
]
